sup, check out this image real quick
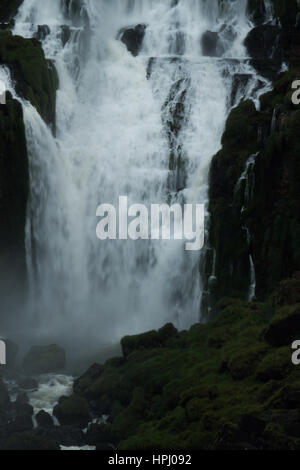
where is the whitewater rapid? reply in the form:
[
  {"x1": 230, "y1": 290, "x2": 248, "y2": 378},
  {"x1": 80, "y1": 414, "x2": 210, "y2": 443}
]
[{"x1": 11, "y1": 0, "x2": 269, "y2": 348}]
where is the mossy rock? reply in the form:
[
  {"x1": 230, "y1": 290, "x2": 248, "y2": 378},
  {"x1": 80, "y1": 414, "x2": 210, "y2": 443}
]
[
  {"x1": 121, "y1": 323, "x2": 178, "y2": 358},
  {"x1": 53, "y1": 394, "x2": 90, "y2": 427},
  {"x1": 0, "y1": 30, "x2": 58, "y2": 129},
  {"x1": 256, "y1": 347, "x2": 292, "y2": 381},
  {"x1": 227, "y1": 344, "x2": 268, "y2": 380}
]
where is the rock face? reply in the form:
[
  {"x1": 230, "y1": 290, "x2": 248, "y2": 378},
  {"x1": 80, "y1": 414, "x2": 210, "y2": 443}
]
[
  {"x1": 0, "y1": 0, "x2": 23, "y2": 23},
  {"x1": 0, "y1": 30, "x2": 59, "y2": 317},
  {"x1": 0, "y1": 31, "x2": 58, "y2": 130},
  {"x1": 203, "y1": 65, "x2": 300, "y2": 313},
  {"x1": 0, "y1": 91, "x2": 29, "y2": 306},
  {"x1": 120, "y1": 24, "x2": 146, "y2": 56},
  {"x1": 244, "y1": 25, "x2": 281, "y2": 60},
  {"x1": 34, "y1": 25, "x2": 51, "y2": 42},
  {"x1": 23, "y1": 344, "x2": 66, "y2": 375},
  {"x1": 201, "y1": 31, "x2": 224, "y2": 57}
]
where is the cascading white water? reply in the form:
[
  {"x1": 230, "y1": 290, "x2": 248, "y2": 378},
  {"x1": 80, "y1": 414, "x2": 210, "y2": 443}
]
[{"x1": 12, "y1": 0, "x2": 269, "y2": 348}]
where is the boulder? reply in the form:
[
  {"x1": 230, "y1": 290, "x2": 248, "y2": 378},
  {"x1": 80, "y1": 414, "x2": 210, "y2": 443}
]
[
  {"x1": 121, "y1": 323, "x2": 178, "y2": 357},
  {"x1": 120, "y1": 24, "x2": 146, "y2": 56},
  {"x1": 247, "y1": 0, "x2": 267, "y2": 25},
  {"x1": 35, "y1": 410, "x2": 54, "y2": 428},
  {"x1": 244, "y1": 25, "x2": 281, "y2": 60},
  {"x1": 23, "y1": 344, "x2": 66, "y2": 375},
  {"x1": 13, "y1": 403, "x2": 34, "y2": 428},
  {"x1": 60, "y1": 25, "x2": 71, "y2": 47},
  {"x1": 34, "y1": 25, "x2": 51, "y2": 41},
  {"x1": 53, "y1": 394, "x2": 90, "y2": 427},
  {"x1": 201, "y1": 31, "x2": 224, "y2": 57}
]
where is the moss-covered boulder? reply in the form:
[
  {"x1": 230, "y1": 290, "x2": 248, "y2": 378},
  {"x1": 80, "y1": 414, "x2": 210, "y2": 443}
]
[
  {"x1": 121, "y1": 323, "x2": 178, "y2": 358},
  {"x1": 53, "y1": 394, "x2": 90, "y2": 427},
  {"x1": 0, "y1": 30, "x2": 58, "y2": 129},
  {"x1": 61, "y1": 295, "x2": 300, "y2": 450},
  {"x1": 23, "y1": 344, "x2": 66, "y2": 375}
]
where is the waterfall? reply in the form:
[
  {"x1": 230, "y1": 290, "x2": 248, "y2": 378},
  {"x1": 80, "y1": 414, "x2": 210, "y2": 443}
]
[{"x1": 12, "y1": 0, "x2": 266, "y2": 347}]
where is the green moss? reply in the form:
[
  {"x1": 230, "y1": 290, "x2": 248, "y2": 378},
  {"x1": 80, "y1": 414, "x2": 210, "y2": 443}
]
[
  {"x1": 256, "y1": 347, "x2": 292, "y2": 381},
  {"x1": 0, "y1": 31, "x2": 58, "y2": 129},
  {"x1": 53, "y1": 394, "x2": 90, "y2": 426},
  {"x1": 70, "y1": 294, "x2": 300, "y2": 449},
  {"x1": 3, "y1": 433, "x2": 59, "y2": 450}
]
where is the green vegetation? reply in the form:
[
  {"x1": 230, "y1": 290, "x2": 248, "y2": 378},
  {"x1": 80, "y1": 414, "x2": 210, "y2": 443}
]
[
  {"x1": 67, "y1": 278, "x2": 300, "y2": 450},
  {"x1": 0, "y1": 30, "x2": 58, "y2": 129}
]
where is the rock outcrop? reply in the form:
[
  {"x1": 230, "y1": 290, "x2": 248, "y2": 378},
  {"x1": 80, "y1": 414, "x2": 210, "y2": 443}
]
[{"x1": 23, "y1": 344, "x2": 66, "y2": 375}]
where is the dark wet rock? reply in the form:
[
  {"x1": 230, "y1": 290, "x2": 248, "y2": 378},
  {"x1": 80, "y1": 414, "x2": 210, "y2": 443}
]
[
  {"x1": 247, "y1": 0, "x2": 267, "y2": 25},
  {"x1": 53, "y1": 394, "x2": 90, "y2": 426},
  {"x1": 239, "y1": 413, "x2": 266, "y2": 435},
  {"x1": 0, "y1": 91, "x2": 29, "y2": 310},
  {"x1": 35, "y1": 410, "x2": 54, "y2": 428},
  {"x1": 60, "y1": 25, "x2": 71, "y2": 47},
  {"x1": 120, "y1": 24, "x2": 146, "y2": 56},
  {"x1": 230, "y1": 73, "x2": 253, "y2": 107},
  {"x1": 13, "y1": 403, "x2": 33, "y2": 428},
  {"x1": 263, "y1": 304, "x2": 300, "y2": 346},
  {"x1": 34, "y1": 25, "x2": 51, "y2": 41},
  {"x1": 0, "y1": 0, "x2": 23, "y2": 23},
  {"x1": 201, "y1": 31, "x2": 224, "y2": 57},
  {"x1": 23, "y1": 344, "x2": 66, "y2": 375},
  {"x1": 244, "y1": 25, "x2": 281, "y2": 60}
]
